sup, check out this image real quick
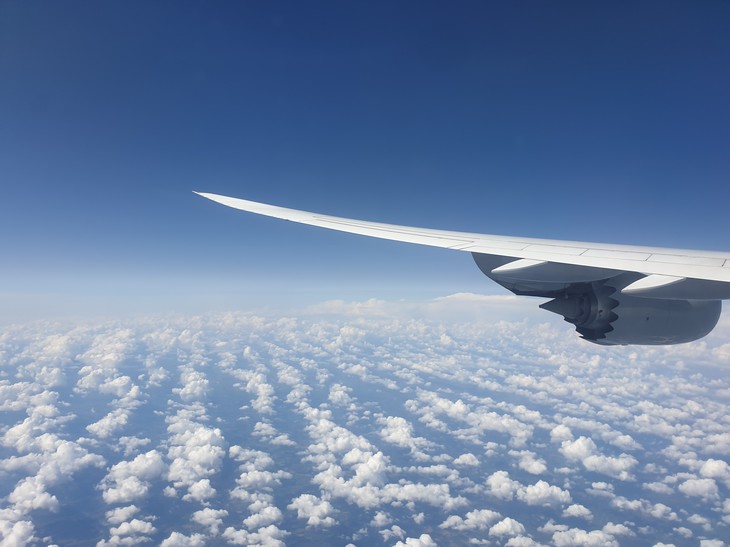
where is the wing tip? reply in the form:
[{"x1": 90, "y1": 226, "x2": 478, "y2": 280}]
[{"x1": 194, "y1": 191, "x2": 221, "y2": 202}]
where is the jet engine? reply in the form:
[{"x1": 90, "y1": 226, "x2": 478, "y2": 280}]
[
  {"x1": 472, "y1": 253, "x2": 722, "y2": 345},
  {"x1": 539, "y1": 282, "x2": 722, "y2": 345}
]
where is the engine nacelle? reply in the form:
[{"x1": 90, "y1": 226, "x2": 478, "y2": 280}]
[
  {"x1": 471, "y1": 253, "x2": 724, "y2": 345},
  {"x1": 540, "y1": 281, "x2": 722, "y2": 346}
]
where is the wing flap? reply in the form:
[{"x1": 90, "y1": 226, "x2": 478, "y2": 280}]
[{"x1": 647, "y1": 254, "x2": 726, "y2": 267}]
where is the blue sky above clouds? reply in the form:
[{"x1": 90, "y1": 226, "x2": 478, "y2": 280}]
[
  {"x1": 1, "y1": 3, "x2": 730, "y2": 546},
  {"x1": 1, "y1": 1, "x2": 730, "y2": 319}
]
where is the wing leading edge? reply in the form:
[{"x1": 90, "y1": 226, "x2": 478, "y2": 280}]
[{"x1": 196, "y1": 191, "x2": 730, "y2": 345}]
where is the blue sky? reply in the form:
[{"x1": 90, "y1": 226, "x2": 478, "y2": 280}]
[{"x1": 2, "y1": 1, "x2": 729, "y2": 319}]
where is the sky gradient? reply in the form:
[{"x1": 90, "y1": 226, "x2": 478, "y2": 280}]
[{"x1": 2, "y1": 1, "x2": 729, "y2": 320}]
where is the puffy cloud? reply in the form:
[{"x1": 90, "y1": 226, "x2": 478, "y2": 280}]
[
  {"x1": 222, "y1": 524, "x2": 288, "y2": 546},
  {"x1": 370, "y1": 511, "x2": 392, "y2": 528},
  {"x1": 229, "y1": 447, "x2": 274, "y2": 469},
  {"x1": 560, "y1": 436, "x2": 596, "y2": 460},
  {"x1": 109, "y1": 519, "x2": 156, "y2": 538},
  {"x1": 251, "y1": 421, "x2": 295, "y2": 446},
  {"x1": 105, "y1": 505, "x2": 139, "y2": 525},
  {"x1": 505, "y1": 538, "x2": 542, "y2": 547},
  {"x1": 605, "y1": 494, "x2": 680, "y2": 522},
  {"x1": 328, "y1": 383, "x2": 353, "y2": 406},
  {"x1": 288, "y1": 495, "x2": 336, "y2": 528},
  {"x1": 165, "y1": 410, "x2": 225, "y2": 494},
  {"x1": 0, "y1": 414, "x2": 105, "y2": 544},
  {"x1": 562, "y1": 504, "x2": 593, "y2": 520},
  {"x1": 703, "y1": 433, "x2": 730, "y2": 455},
  {"x1": 643, "y1": 481, "x2": 673, "y2": 495},
  {"x1": 0, "y1": 519, "x2": 36, "y2": 546},
  {"x1": 379, "y1": 482, "x2": 466, "y2": 511},
  {"x1": 551, "y1": 425, "x2": 573, "y2": 443},
  {"x1": 377, "y1": 415, "x2": 435, "y2": 459},
  {"x1": 539, "y1": 520, "x2": 568, "y2": 534},
  {"x1": 224, "y1": 445, "x2": 290, "y2": 536},
  {"x1": 229, "y1": 451, "x2": 291, "y2": 498},
  {"x1": 75, "y1": 329, "x2": 136, "y2": 394},
  {"x1": 159, "y1": 532, "x2": 206, "y2": 546},
  {"x1": 408, "y1": 391, "x2": 534, "y2": 448},
  {"x1": 509, "y1": 450, "x2": 547, "y2": 475},
  {"x1": 100, "y1": 476, "x2": 150, "y2": 505},
  {"x1": 2, "y1": 396, "x2": 69, "y2": 453},
  {"x1": 379, "y1": 524, "x2": 405, "y2": 541},
  {"x1": 486, "y1": 471, "x2": 521, "y2": 500},
  {"x1": 552, "y1": 528, "x2": 619, "y2": 546},
  {"x1": 98, "y1": 514, "x2": 158, "y2": 546},
  {"x1": 8, "y1": 476, "x2": 58, "y2": 513},
  {"x1": 294, "y1": 400, "x2": 467, "y2": 511},
  {"x1": 191, "y1": 508, "x2": 228, "y2": 536},
  {"x1": 518, "y1": 481, "x2": 571, "y2": 507},
  {"x1": 439, "y1": 509, "x2": 501, "y2": 531},
  {"x1": 489, "y1": 517, "x2": 526, "y2": 537},
  {"x1": 392, "y1": 534, "x2": 437, "y2": 547},
  {"x1": 699, "y1": 458, "x2": 730, "y2": 485},
  {"x1": 485, "y1": 471, "x2": 570, "y2": 507},
  {"x1": 560, "y1": 437, "x2": 637, "y2": 480},
  {"x1": 173, "y1": 369, "x2": 209, "y2": 402},
  {"x1": 100, "y1": 450, "x2": 166, "y2": 504},
  {"x1": 231, "y1": 468, "x2": 291, "y2": 496},
  {"x1": 588, "y1": 481, "x2": 613, "y2": 495},
  {"x1": 227, "y1": 369, "x2": 276, "y2": 415},
  {"x1": 452, "y1": 453, "x2": 479, "y2": 466},
  {"x1": 99, "y1": 375, "x2": 137, "y2": 399},
  {"x1": 16, "y1": 438, "x2": 105, "y2": 485},
  {"x1": 602, "y1": 522, "x2": 634, "y2": 536},
  {"x1": 244, "y1": 505, "x2": 284, "y2": 529},
  {"x1": 678, "y1": 478, "x2": 719, "y2": 501},
  {"x1": 87, "y1": 408, "x2": 129, "y2": 439},
  {"x1": 182, "y1": 478, "x2": 216, "y2": 503},
  {"x1": 116, "y1": 436, "x2": 151, "y2": 457}
]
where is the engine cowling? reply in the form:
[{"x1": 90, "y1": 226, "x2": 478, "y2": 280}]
[
  {"x1": 471, "y1": 253, "x2": 724, "y2": 345},
  {"x1": 540, "y1": 281, "x2": 722, "y2": 346}
]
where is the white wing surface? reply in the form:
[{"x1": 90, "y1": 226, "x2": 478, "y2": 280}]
[{"x1": 196, "y1": 191, "x2": 730, "y2": 345}]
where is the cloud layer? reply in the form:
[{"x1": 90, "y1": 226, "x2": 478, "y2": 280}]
[{"x1": 0, "y1": 295, "x2": 729, "y2": 544}]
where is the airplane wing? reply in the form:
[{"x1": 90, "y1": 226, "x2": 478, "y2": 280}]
[{"x1": 196, "y1": 191, "x2": 730, "y2": 345}]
